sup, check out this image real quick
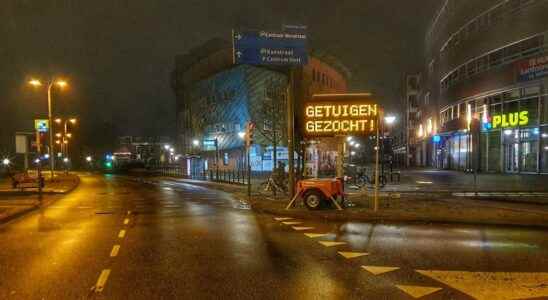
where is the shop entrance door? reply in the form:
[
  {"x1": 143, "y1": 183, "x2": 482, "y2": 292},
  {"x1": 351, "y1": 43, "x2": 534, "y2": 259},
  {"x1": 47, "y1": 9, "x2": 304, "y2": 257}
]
[{"x1": 504, "y1": 143, "x2": 519, "y2": 173}]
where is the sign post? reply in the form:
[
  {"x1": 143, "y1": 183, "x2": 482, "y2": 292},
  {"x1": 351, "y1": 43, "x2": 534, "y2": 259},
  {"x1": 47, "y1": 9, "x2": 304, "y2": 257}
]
[
  {"x1": 232, "y1": 27, "x2": 308, "y2": 199},
  {"x1": 302, "y1": 93, "x2": 380, "y2": 210}
]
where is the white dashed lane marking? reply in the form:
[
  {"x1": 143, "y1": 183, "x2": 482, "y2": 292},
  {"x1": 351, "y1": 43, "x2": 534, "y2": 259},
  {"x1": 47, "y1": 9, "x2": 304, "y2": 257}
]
[
  {"x1": 123, "y1": 218, "x2": 129, "y2": 225},
  {"x1": 416, "y1": 270, "x2": 548, "y2": 300},
  {"x1": 318, "y1": 241, "x2": 347, "y2": 247},
  {"x1": 94, "y1": 269, "x2": 111, "y2": 293},
  {"x1": 361, "y1": 266, "x2": 400, "y2": 275},
  {"x1": 282, "y1": 221, "x2": 302, "y2": 225},
  {"x1": 395, "y1": 285, "x2": 442, "y2": 299},
  {"x1": 274, "y1": 217, "x2": 293, "y2": 221},
  {"x1": 110, "y1": 245, "x2": 120, "y2": 257},
  {"x1": 118, "y1": 230, "x2": 126, "y2": 238},
  {"x1": 304, "y1": 233, "x2": 329, "y2": 238},
  {"x1": 338, "y1": 251, "x2": 369, "y2": 259},
  {"x1": 292, "y1": 226, "x2": 314, "y2": 231}
]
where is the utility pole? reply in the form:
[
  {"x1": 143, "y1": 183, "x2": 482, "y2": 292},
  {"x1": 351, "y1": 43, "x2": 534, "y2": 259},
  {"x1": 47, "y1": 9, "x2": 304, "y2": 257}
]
[
  {"x1": 287, "y1": 68, "x2": 296, "y2": 197},
  {"x1": 47, "y1": 83, "x2": 55, "y2": 179}
]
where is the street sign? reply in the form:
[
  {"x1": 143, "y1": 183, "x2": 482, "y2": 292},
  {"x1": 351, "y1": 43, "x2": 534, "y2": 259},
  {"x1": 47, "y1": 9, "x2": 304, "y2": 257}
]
[
  {"x1": 233, "y1": 29, "x2": 308, "y2": 66},
  {"x1": 34, "y1": 119, "x2": 49, "y2": 133},
  {"x1": 303, "y1": 94, "x2": 379, "y2": 138},
  {"x1": 15, "y1": 135, "x2": 29, "y2": 154}
]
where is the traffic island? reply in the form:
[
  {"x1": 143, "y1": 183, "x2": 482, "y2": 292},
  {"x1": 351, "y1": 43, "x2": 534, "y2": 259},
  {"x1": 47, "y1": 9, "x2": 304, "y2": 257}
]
[{"x1": 134, "y1": 176, "x2": 548, "y2": 228}]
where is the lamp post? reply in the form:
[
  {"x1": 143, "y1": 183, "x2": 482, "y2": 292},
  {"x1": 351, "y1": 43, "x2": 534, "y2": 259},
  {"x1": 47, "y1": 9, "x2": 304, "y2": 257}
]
[{"x1": 29, "y1": 78, "x2": 68, "y2": 178}]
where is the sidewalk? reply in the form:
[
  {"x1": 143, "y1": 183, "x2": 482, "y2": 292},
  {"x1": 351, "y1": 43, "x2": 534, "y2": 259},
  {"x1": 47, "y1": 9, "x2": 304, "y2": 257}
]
[
  {"x1": 135, "y1": 175, "x2": 548, "y2": 228},
  {"x1": 0, "y1": 174, "x2": 80, "y2": 225},
  {"x1": 380, "y1": 169, "x2": 548, "y2": 193},
  {"x1": 0, "y1": 173, "x2": 80, "y2": 195}
]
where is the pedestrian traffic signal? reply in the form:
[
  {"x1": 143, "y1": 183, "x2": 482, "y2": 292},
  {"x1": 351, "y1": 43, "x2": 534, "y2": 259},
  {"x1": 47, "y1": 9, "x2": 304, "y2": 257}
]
[{"x1": 245, "y1": 122, "x2": 255, "y2": 148}]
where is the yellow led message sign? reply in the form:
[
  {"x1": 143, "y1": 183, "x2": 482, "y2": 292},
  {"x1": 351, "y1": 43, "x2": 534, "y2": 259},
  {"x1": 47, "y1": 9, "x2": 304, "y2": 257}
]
[{"x1": 303, "y1": 102, "x2": 379, "y2": 137}]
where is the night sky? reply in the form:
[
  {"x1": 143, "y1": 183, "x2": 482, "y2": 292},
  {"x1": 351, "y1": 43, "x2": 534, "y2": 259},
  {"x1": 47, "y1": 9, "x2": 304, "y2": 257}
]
[{"x1": 1, "y1": 0, "x2": 440, "y2": 154}]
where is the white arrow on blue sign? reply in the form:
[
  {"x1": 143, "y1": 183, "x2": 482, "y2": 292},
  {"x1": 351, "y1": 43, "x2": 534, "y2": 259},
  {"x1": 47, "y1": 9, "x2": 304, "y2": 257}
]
[{"x1": 233, "y1": 30, "x2": 308, "y2": 66}]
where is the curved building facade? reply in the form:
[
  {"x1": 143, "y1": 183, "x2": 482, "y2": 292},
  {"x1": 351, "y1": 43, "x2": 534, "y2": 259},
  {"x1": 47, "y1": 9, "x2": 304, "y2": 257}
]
[
  {"x1": 171, "y1": 39, "x2": 349, "y2": 176},
  {"x1": 415, "y1": 0, "x2": 548, "y2": 174}
]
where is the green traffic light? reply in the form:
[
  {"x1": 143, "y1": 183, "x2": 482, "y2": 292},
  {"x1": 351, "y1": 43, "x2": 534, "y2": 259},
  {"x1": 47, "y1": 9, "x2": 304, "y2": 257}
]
[{"x1": 105, "y1": 162, "x2": 113, "y2": 168}]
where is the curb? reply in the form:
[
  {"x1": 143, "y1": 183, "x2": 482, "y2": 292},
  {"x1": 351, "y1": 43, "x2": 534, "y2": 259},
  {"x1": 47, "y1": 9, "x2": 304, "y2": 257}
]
[
  {"x1": 0, "y1": 175, "x2": 80, "y2": 225},
  {"x1": 0, "y1": 175, "x2": 81, "y2": 196}
]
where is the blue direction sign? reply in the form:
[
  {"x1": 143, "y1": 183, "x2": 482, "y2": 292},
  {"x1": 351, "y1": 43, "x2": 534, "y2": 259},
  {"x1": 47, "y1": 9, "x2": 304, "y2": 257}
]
[{"x1": 233, "y1": 30, "x2": 308, "y2": 66}]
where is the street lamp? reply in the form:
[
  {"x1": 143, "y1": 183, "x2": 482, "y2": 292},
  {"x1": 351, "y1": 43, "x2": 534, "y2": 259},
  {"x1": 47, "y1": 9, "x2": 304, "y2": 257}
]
[
  {"x1": 2, "y1": 158, "x2": 10, "y2": 166},
  {"x1": 238, "y1": 132, "x2": 246, "y2": 139},
  {"x1": 192, "y1": 140, "x2": 200, "y2": 147},
  {"x1": 29, "y1": 78, "x2": 69, "y2": 178},
  {"x1": 346, "y1": 136, "x2": 353, "y2": 142},
  {"x1": 86, "y1": 156, "x2": 92, "y2": 162},
  {"x1": 384, "y1": 115, "x2": 397, "y2": 125}
]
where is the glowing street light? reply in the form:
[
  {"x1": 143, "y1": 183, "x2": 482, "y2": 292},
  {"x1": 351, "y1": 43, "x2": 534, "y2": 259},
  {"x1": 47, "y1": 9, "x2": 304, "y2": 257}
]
[
  {"x1": 354, "y1": 143, "x2": 361, "y2": 148},
  {"x1": 63, "y1": 157, "x2": 69, "y2": 163},
  {"x1": 346, "y1": 136, "x2": 353, "y2": 142},
  {"x1": 384, "y1": 115, "x2": 397, "y2": 125},
  {"x1": 164, "y1": 145, "x2": 171, "y2": 150},
  {"x1": 28, "y1": 77, "x2": 69, "y2": 178},
  {"x1": 86, "y1": 156, "x2": 92, "y2": 162},
  {"x1": 2, "y1": 158, "x2": 10, "y2": 166},
  {"x1": 192, "y1": 140, "x2": 200, "y2": 147},
  {"x1": 238, "y1": 132, "x2": 246, "y2": 139}
]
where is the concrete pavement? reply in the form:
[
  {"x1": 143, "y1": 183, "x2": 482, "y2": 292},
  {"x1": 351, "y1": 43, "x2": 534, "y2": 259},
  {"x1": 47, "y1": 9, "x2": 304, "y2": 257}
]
[{"x1": 1, "y1": 174, "x2": 548, "y2": 299}]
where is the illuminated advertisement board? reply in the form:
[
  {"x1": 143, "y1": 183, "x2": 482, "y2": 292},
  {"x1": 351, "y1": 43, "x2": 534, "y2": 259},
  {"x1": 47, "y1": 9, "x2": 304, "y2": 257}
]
[
  {"x1": 303, "y1": 95, "x2": 379, "y2": 137},
  {"x1": 517, "y1": 55, "x2": 548, "y2": 82}
]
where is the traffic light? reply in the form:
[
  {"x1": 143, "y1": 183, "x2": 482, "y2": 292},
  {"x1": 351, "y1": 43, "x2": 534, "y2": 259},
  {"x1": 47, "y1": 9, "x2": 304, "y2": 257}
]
[{"x1": 245, "y1": 122, "x2": 255, "y2": 148}]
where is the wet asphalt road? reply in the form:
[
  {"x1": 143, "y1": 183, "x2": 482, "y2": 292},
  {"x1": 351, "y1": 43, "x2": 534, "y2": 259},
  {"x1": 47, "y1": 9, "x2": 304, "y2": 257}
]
[{"x1": 0, "y1": 174, "x2": 547, "y2": 300}]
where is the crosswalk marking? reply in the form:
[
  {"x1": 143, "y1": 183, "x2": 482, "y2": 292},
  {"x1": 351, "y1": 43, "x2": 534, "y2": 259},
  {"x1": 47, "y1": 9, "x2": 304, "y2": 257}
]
[
  {"x1": 395, "y1": 285, "x2": 442, "y2": 299},
  {"x1": 282, "y1": 221, "x2": 302, "y2": 225},
  {"x1": 417, "y1": 270, "x2": 548, "y2": 300},
  {"x1": 338, "y1": 251, "x2": 369, "y2": 259},
  {"x1": 292, "y1": 226, "x2": 314, "y2": 231},
  {"x1": 318, "y1": 241, "x2": 347, "y2": 247},
  {"x1": 274, "y1": 217, "x2": 293, "y2": 221},
  {"x1": 361, "y1": 266, "x2": 399, "y2": 275},
  {"x1": 304, "y1": 233, "x2": 329, "y2": 238}
]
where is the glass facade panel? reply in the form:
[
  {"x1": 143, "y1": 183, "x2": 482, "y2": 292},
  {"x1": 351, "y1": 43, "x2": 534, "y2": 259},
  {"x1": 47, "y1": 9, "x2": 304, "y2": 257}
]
[
  {"x1": 541, "y1": 126, "x2": 548, "y2": 173},
  {"x1": 542, "y1": 95, "x2": 548, "y2": 123},
  {"x1": 503, "y1": 100, "x2": 519, "y2": 114},
  {"x1": 520, "y1": 96, "x2": 539, "y2": 125},
  {"x1": 520, "y1": 128, "x2": 539, "y2": 172},
  {"x1": 458, "y1": 134, "x2": 469, "y2": 170},
  {"x1": 480, "y1": 132, "x2": 488, "y2": 171},
  {"x1": 487, "y1": 131, "x2": 501, "y2": 172}
]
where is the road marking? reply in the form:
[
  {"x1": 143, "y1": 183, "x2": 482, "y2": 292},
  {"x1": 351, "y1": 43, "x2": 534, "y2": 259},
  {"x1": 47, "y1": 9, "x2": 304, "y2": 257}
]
[
  {"x1": 118, "y1": 230, "x2": 126, "y2": 238},
  {"x1": 395, "y1": 285, "x2": 442, "y2": 299},
  {"x1": 318, "y1": 241, "x2": 347, "y2": 247},
  {"x1": 304, "y1": 233, "x2": 329, "y2": 238},
  {"x1": 292, "y1": 226, "x2": 314, "y2": 231},
  {"x1": 282, "y1": 221, "x2": 302, "y2": 225},
  {"x1": 416, "y1": 270, "x2": 548, "y2": 300},
  {"x1": 123, "y1": 218, "x2": 129, "y2": 225},
  {"x1": 110, "y1": 245, "x2": 120, "y2": 257},
  {"x1": 274, "y1": 217, "x2": 293, "y2": 221},
  {"x1": 338, "y1": 251, "x2": 369, "y2": 259},
  {"x1": 95, "y1": 269, "x2": 111, "y2": 292},
  {"x1": 361, "y1": 266, "x2": 399, "y2": 275},
  {"x1": 127, "y1": 210, "x2": 131, "y2": 215}
]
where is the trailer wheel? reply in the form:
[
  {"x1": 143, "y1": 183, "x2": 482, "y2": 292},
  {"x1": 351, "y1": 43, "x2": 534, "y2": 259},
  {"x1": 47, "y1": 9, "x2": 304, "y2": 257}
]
[{"x1": 304, "y1": 190, "x2": 323, "y2": 210}]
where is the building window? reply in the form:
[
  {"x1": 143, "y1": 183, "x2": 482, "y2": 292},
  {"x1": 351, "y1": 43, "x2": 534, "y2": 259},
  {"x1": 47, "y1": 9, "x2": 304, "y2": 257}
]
[
  {"x1": 440, "y1": 32, "x2": 545, "y2": 90},
  {"x1": 223, "y1": 152, "x2": 229, "y2": 166}
]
